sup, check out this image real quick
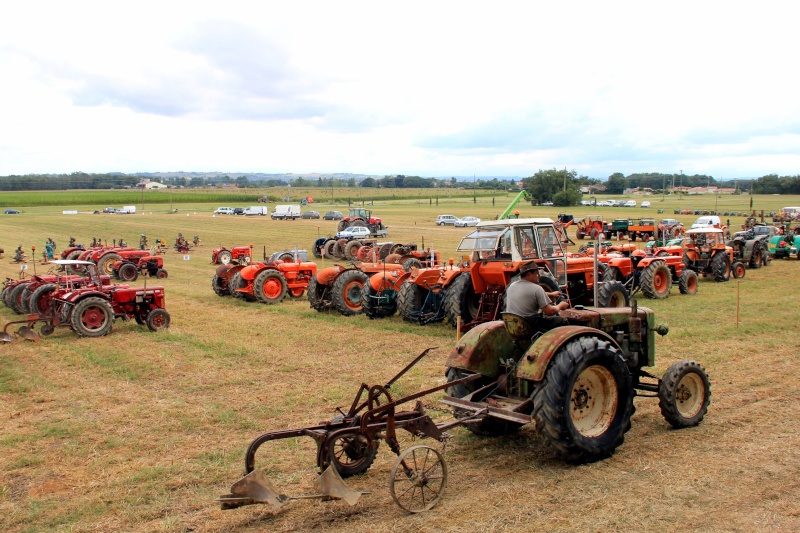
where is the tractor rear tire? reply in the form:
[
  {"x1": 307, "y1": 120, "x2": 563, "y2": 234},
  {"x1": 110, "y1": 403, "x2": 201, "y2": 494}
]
[
  {"x1": 332, "y1": 269, "x2": 369, "y2": 315},
  {"x1": 711, "y1": 253, "x2": 731, "y2": 282},
  {"x1": 596, "y1": 281, "x2": 629, "y2": 308},
  {"x1": 397, "y1": 280, "x2": 426, "y2": 320},
  {"x1": 323, "y1": 240, "x2": 338, "y2": 259},
  {"x1": 378, "y1": 243, "x2": 393, "y2": 260},
  {"x1": 748, "y1": 242, "x2": 763, "y2": 269},
  {"x1": 445, "y1": 367, "x2": 523, "y2": 436},
  {"x1": 443, "y1": 273, "x2": 478, "y2": 328},
  {"x1": 254, "y1": 269, "x2": 288, "y2": 304},
  {"x1": 360, "y1": 280, "x2": 397, "y2": 319},
  {"x1": 29, "y1": 283, "x2": 57, "y2": 315},
  {"x1": 677, "y1": 269, "x2": 699, "y2": 295},
  {"x1": 658, "y1": 360, "x2": 711, "y2": 428},
  {"x1": 337, "y1": 220, "x2": 348, "y2": 232},
  {"x1": 119, "y1": 262, "x2": 139, "y2": 282},
  {"x1": 602, "y1": 266, "x2": 622, "y2": 283},
  {"x1": 9, "y1": 282, "x2": 31, "y2": 314},
  {"x1": 97, "y1": 253, "x2": 122, "y2": 276},
  {"x1": 640, "y1": 262, "x2": 672, "y2": 299},
  {"x1": 590, "y1": 229, "x2": 599, "y2": 240},
  {"x1": 218, "y1": 250, "x2": 233, "y2": 265},
  {"x1": 229, "y1": 272, "x2": 256, "y2": 301},
  {"x1": 732, "y1": 262, "x2": 746, "y2": 279},
  {"x1": 402, "y1": 258, "x2": 423, "y2": 272},
  {"x1": 19, "y1": 285, "x2": 35, "y2": 314},
  {"x1": 71, "y1": 297, "x2": 115, "y2": 337},
  {"x1": 146, "y1": 308, "x2": 171, "y2": 331},
  {"x1": 344, "y1": 240, "x2": 363, "y2": 260},
  {"x1": 350, "y1": 219, "x2": 367, "y2": 228},
  {"x1": 211, "y1": 274, "x2": 229, "y2": 296},
  {"x1": 307, "y1": 276, "x2": 331, "y2": 312},
  {"x1": 532, "y1": 336, "x2": 634, "y2": 463}
]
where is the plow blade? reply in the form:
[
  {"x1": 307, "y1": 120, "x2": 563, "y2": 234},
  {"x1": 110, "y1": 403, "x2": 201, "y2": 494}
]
[
  {"x1": 17, "y1": 326, "x2": 41, "y2": 343},
  {"x1": 218, "y1": 466, "x2": 366, "y2": 511}
]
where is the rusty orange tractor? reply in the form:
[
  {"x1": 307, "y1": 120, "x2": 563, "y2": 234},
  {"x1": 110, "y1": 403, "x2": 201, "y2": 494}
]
[{"x1": 682, "y1": 228, "x2": 735, "y2": 282}]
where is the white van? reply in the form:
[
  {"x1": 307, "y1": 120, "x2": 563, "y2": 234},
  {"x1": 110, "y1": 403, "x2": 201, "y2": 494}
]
[
  {"x1": 690, "y1": 215, "x2": 722, "y2": 229},
  {"x1": 641, "y1": 201, "x2": 651, "y2": 208},
  {"x1": 243, "y1": 206, "x2": 268, "y2": 216},
  {"x1": 624, "y1": 200, "x2": 636, "y2": 207},
  {"x1": 271, "y1": 205, "x2": 301, "y2": 220}
]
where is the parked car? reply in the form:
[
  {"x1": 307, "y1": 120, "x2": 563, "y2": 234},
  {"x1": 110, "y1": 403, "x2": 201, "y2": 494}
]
[
  {"x1": 624, "y1": 200, "x2": 637, "y2": 207},
  {"x1": 335, "y1": 226, "x2": 372, "y2": 239},
  {"x1": 301, "y1": 211, "x2": 320, "y2": 219},
  {"x1": 454, "y1": 216, "x2": 481, "y2": 227},
  {"x1": 323, "y1": 211, "x2": 343, "y2": 220},
  {"x1": 541, "y1": 201, "x2": 554, "y2": 206},
  {"x1": 641, "y1": 201, "x2": 651, "y2": 208},
  {"x1": 233, "y1": 207, "x2": 246, "y2": 216},
  {"x1": 436, "y1": 214, "x2": 458, "y2": 226},
  {"x1": 4, "y1": 209, "x2": 20, "y2": 214},
  {"x1": 214, "y1": 207, "x2": 235, "y2": 215},
  {"x1": 103, "y1": 207, "x2": 116, "y2": 213}
]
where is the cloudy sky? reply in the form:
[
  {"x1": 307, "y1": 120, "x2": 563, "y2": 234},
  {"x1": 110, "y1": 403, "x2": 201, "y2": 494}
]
[{"x1": 1, "y1": 1, "x2": 798, "y2": 179}]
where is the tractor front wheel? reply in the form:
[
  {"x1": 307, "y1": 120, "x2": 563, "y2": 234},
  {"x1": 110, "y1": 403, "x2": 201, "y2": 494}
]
[
  {"x1": 218, "y1": 250, "x2": 233, "y2": 265},
  {"x1": 443, "y1": 273, "x2": 479, "y2": 328},
  {"x1": 732, "y1": 261, "x2": 746, "y2": 279},
  {"x1": 155, "y1": 269, "x2": 168, "y2": 279},
  {"x1": 307, "y1": 276, "x2": 331, "y2": 312},
  {"x1": 532, "y1": 336, "x2": 634, "y2": 463},
  {"x1": 640, "y1": 262, "x2": 672, "y2": 299},
  {"x1": 145, "y1": 309, "x2": 171, "y2": 331},
  {"x1": 397, "y1": 280, "x2": 426, "y2": 320},
  {"x1": 658, "y1": 360, "x2": 711, "y2": 428},
  {"x1": 677, "y1": 269, "x2": 699, "y2": 294},
  {"x1": 71, "y1": 297, "x2": 115, "y2": 337},
  {"x1": 332, "y1": 270, "x2": 369, "y2": 315},
  {"x1": 254, "y1": 269, "x2": 288, "y2": 304}
]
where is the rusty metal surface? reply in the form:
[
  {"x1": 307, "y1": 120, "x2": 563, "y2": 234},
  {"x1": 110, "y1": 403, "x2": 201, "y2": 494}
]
[
  {"x1": 445, "y1": 321, "x2": 516, "y2": 377},
  {"x1": 516, "y1": 326, "x2": 617, "y2": 382}
]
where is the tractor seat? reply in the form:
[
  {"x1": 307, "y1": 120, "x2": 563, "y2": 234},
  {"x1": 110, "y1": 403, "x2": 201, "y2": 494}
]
[{"x1": 501, "y1": 313, "x2": 536, "y2": 339}]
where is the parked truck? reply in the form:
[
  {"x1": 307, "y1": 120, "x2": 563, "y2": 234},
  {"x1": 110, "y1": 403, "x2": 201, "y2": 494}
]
[
  {"x1": 243, "y1": 206, "x2": 268, "y2": 216},
  {"x1": 271, "y1": 205, "x2": 301, "y2": 220}
]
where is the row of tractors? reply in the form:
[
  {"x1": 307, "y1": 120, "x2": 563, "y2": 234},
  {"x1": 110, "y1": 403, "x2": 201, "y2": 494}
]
[{"x1": 2, "y1": 260, "x2": 170, "y2": 341}]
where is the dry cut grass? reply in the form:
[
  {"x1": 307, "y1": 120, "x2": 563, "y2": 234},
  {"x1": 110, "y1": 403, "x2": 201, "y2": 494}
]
[{"x1": 1, "y1": 196, "x2": 799, "y2": 532}]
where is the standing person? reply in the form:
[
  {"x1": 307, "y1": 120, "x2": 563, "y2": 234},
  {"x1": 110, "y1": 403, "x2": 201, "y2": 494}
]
[{"x1": 503, "y1": 262, "x2": 568, "y2": 334}]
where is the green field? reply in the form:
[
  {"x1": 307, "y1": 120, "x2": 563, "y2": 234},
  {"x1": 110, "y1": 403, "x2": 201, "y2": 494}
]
[{"x1": 1, "y1": 194, "x2": 799, "y2": 532}]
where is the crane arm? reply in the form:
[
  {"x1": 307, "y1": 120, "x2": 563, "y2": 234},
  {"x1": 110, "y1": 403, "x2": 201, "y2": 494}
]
[{"x1": 498, "y1": 190, "x2": 532, "y2": 219}]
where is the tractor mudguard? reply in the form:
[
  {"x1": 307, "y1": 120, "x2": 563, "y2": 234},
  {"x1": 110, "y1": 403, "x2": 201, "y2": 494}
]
[
  {"x1": 240, "y1": 264, "x2": 268, "y2": 281},
  {"x1": 636, "y1": 257, "x2": 662, "y2": 268},
  {"x1": 445, "y1": 320, "x2": 517, "y2": 378},
  {"x1": 64, "y1": 290, "x2": 112, "y2": 304},
  {"x1": 368, "y1": 269, "x2": 407, "y2": 291},
  {"x1": 316, "y1": 265, "x2": 345, "y2": 285},
  {"x1": 516, "y1": 326, "x2": 619, "y2": 382}
]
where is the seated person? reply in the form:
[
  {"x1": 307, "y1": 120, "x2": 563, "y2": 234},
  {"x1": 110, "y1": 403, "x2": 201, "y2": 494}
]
[{"x1": 503, "y1": 262, "x2": 568, "y2": 336}]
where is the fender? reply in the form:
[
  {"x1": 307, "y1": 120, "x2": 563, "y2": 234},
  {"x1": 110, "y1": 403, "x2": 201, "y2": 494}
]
[
  {"x1": 64, "y1": 290, "x2": 111, "y2": 304},
  {"x1": 240, "y1": 264, "x2": 268, "y2": 282},
  {"x1": 445, "y1": 320, "x2": 517, "y2": 378},
  {"x1": 316, "y1": 265, "x2": 345, "y2": 286},
  {"x1": 636, "y1": 257, "x2": 665, "y2": 268},
  {"x1": 516, "y1": 326, "x2": 619, "y2": 382}
]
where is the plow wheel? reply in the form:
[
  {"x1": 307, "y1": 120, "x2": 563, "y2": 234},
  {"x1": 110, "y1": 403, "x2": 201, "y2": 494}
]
[
  {"x1": 390, "y1": 445, "x2": 447, "y2": 513},
  {"x1": 711, "y1": 253, "x2": 731, "y2": 282},
  {"x1": 145, "y1": 309, "x2": 170, "y2": 331},
  {"x1": 119, "y1": 263, "x2": 139, "y2": 281},
  {"x1": 254, "y1": 269, "x2": 288, "y2": 304},
  {"x1": 332, "y1": 270, "x2": 369, "y2": 315},
  {"x1": 677, "y1": 269, "x2": 699, "y2": 294},
  {"x1": 97, "y1": 253, "x2": 122, "y2": 276},
  {"x1": 307, "y1": 277, "x2": 332, "y2": 312},
  {"x1": 640, "y1": 262, "x2": 672, "y2": 299},
  {"x1": 732, "y1": 261, "x2": 746, "y2": 279},
  {"x1": 532, "y1": 335, "x2": 634, "y2": 463},
  {"x1": 71, "y1": 297, "x2": 114, "y2": 337},
  {"x1": 344, "y1": 240, "x2": 363, "y2": 260},
  {"x1": 324, "y1": 433, "x2": 379, "y2": 478},
  {"x1": 658, "y1": 360, "x2": 711, "y2": 428}
]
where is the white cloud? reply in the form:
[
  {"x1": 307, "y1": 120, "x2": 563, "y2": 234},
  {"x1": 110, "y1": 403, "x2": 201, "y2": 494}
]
[{"x1": 1, "y1": 1, "x2": 799, "y2": 178}]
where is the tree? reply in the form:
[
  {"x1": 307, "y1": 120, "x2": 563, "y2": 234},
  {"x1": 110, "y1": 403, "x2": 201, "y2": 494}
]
[
  {"x1": 553, "y1": 189, "x2": 582, "y2": 207},
  {"x1": 361, "y1": 177, "x2": 376, "y2": 187},
  {"x1": 606, "y1": 173, "x2": 627, "y2": 194},
  {"x1": 522, "y1": 168, "x2": 580, "y2": 204}
]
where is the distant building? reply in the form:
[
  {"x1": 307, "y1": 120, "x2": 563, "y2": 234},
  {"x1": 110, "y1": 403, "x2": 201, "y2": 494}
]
[{"x1": 136, "y1": 179, "x2": 168, "y2": 190}]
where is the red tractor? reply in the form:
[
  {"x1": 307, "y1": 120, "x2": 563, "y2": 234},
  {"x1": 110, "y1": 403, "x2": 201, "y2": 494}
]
[
  {"x1": 336, "y1": 208, "x2": 386, "y2": 234},
  {"x1": 112, "y1": 255, "x2": 167, "y2": 281},
  {"x1": 211, "y1": 245, "x2": 253, "y2": 265},
  {"x1": 574, "y1": 215, "x2": 607, "y2": 240},
  {"x1": 95, "y1": 248, "x2": 158, "y2": 276},
  {"x1": 50, "y1": 261, "x2": 170, "y2": 336}
]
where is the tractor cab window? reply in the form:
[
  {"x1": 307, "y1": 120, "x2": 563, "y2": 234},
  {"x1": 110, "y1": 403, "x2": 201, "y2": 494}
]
[
  {"x1": 516, "y1": 227, "x2": 538, "y2": 259},
  {"x1": 695, "y1": 233, "x2": 707, "y2": 246},
  {"x1": 457, "y1": 227, "x2": 506, "y2": 260},
  {"x1": 536, "y1": 226, "x2": 563, "y2": 257}
]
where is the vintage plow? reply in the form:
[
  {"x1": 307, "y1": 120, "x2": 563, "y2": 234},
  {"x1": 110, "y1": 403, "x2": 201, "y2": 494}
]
[
  {"x1": 218, "y1": 347, "x2": 483, "y2": 514},
  {"x1": 1, "y1": 314, "x2": 58, "y2": 343}
]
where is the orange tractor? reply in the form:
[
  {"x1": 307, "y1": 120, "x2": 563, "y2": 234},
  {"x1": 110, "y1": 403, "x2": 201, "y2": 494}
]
[
  {"x1": 397, "y1": 218, "x2": 628, "y2": 330},
  {"x1": 682, "y1": 228, "x2": 738, "y2": 281},
  {"x1": 213, "y1": 252, "x2": 317, "y2": 304},
  {"x1": 574, "y1": 215, "x2": 607, "y2": 240}
]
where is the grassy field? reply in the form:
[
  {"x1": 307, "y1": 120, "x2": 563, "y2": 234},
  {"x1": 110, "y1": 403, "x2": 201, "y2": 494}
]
[{"x1": 1, "y1": 194, "x2": 799, "y2": 532}]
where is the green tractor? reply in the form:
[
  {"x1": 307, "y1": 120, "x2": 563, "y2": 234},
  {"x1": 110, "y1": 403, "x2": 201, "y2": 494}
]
[{"x1": 443, "y1": 303, "x2": 711, "y2": 463}]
